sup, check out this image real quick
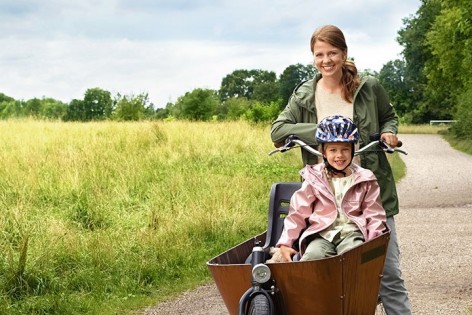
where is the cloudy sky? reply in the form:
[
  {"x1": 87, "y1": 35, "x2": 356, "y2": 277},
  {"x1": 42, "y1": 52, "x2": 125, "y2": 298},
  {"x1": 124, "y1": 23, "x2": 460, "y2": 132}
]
[{"x1": 1, "y1": 0, "x2": 420, "y2": 108}]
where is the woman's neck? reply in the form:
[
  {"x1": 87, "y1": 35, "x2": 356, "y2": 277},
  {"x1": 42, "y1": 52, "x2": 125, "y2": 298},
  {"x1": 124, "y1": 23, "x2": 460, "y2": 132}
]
[{"x1": 319, "y1": 76, "x2": 343, "y2": 94}]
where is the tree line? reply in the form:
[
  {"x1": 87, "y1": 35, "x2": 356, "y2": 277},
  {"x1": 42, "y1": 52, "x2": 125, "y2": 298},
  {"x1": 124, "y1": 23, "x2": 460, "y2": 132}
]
[
  {"x1": 380, "y1": 0, "x2": 471, "y2": 139},
  {"x1": 1, "y1": 0, "x2": 470, "y2": 138},
  {"x1": 0, "y1": 64, "x2": 317, "y2": 123},
  {"x1": 0, "y1": 89, "x2": 155, "y2": 122}
]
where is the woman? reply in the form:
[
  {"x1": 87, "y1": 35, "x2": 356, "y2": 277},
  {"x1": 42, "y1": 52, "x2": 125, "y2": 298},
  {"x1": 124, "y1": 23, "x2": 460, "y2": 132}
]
[{"x1": 270, "y1": 25, "x2": 411, "y2": 315}]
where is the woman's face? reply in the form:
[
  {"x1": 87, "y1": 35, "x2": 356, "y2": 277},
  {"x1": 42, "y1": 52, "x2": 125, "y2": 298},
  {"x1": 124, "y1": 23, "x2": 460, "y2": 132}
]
[
  {"x1": 323, "y1": 142, "x2": 352, "y2": 171},
  {"x1": 312, "y1": 40, "x2": 346, "y2": 79}
]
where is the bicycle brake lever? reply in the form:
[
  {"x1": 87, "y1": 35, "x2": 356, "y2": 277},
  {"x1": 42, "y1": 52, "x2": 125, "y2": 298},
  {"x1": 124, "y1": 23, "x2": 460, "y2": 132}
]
[
  {"x1": 284, "y1": 135, "x2": 298, "y2": 147},
  {"x1": 379, "y1": 139, "x2": 395, "y2": 154},
  {"x1": 268, "y1": 135, "x2": 299, "y2": 156}
]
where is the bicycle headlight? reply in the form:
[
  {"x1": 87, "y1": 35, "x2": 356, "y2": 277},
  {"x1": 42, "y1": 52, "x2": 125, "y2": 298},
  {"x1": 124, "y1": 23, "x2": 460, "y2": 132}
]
[{"x1": 252, "y1": 263, "x2": 271, "y2": 284}]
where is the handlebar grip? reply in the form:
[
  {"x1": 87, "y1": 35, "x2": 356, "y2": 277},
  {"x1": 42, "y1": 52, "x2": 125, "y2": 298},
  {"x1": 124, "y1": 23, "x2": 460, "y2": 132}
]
[{"x1": 370, "y1": 132, "x2": 403, "y2": 147}]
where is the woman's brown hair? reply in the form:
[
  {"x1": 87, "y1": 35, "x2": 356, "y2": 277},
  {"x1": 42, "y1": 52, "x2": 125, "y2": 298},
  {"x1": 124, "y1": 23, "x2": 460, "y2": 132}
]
[{"x1": 310, "y1": 25, "x2": 360, "y2": 103}]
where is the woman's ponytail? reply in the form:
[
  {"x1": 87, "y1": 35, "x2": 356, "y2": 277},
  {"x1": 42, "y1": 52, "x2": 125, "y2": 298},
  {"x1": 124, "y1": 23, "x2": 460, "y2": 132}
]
[{"x1": 342, "y1": 60, "x2": 360, "y2": 103}]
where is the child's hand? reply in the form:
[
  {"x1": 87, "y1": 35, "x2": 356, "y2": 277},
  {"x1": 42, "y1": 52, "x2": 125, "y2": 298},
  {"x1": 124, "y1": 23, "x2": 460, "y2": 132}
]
[{"x1": 279, "y1": 245, "x2": 298, "y2": 262}]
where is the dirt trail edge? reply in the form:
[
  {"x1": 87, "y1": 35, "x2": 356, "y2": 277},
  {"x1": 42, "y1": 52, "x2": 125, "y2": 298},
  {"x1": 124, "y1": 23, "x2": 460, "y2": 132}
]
[{"x1": 141, "y1": 134, "x2": 472, "y2": 315}]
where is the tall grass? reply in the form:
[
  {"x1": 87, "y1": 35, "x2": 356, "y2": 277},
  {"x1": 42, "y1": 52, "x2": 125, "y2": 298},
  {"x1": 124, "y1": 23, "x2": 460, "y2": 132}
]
[
  {"x1": 0, "y1": 120, "x2": 406, "y2": 314},
  {"x1": 398, "y1": 124, "x2": 449, "y2": 134},
  {"x1": 0, "y1": 120, "x2": 301, "y2": 314}
]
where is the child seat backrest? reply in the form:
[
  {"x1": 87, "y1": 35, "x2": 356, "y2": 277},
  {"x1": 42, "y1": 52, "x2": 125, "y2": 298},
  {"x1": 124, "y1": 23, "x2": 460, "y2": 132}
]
[{"x1": 264, "y1": 182, "x2": 302, "y2": 248}]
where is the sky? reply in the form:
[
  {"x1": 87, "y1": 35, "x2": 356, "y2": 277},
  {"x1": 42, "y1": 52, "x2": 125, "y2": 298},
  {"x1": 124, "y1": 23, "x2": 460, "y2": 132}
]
[{"x1": 0, "y1": 0, "x2": 420, "y2": 108}]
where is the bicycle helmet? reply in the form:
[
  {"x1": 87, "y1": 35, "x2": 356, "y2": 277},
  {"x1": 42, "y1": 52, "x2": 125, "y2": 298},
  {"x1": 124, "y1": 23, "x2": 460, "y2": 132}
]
[
  {"x1": 316, "y1": 115, "x2": 359, "y2": 143},
  {"x1": 316, "y1": 115, "x2": 358, "y2": 176}
]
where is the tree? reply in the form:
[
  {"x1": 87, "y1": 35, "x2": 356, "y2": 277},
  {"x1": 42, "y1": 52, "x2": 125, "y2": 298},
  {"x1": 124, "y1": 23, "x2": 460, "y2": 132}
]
[
  {"x1": 64, "y1": 99, "x2": 86, "y2": 121},
  {"x1": 219, "y1": 69, "x2": 278, "y2": 102},
  {"x1": 378, "y1": 60, "x2": 411, "y2": 118},
  {"x1": 155, "y1": 102, "x2": 174, "y2": 120},
  {"x1": 175, "y1": 88, "x2": 219, "y2": 121},
  {"x1": 397, "y1": 0, "x2": 442, "y2": 122},
  {"x1": 425, "y1": 0, "x2": 472, "y2": 120},
  {"x1": 279, "y1": 64, "x2": 317, "y2": 109},
  {"x1": 0, "y1": 92, "x2": 14, "y2": 103},
  {"x1": 0, "y1": 100, "x2": 23, "y2": 119},
  {"x1": 39, "y1": 98, "x2": 67, "y2": 119},
  {"x1": 426, "y1": 0, "x2": 472, "y2": 135},
  {"x1": 451, "y1": 83, "x2": 472, "y2": 139},
  {"x1": 252, "y1": 81, "x2": 280, "y2": 104},
  {"x1": 83, "y1": 87, "x2": 113, "y2": 121},
  {"x1": 360, "y1": 69, "x2": 378, "y2": 77},
  {"x1": 245, "y1": 101, "x2": 280, "y2": 123},
  {"x1": 224, "y1": 97, "x2": 252, "y2": 120},
  {"x1": 24, "y1": 98, "x2": 41, "y2": 117},
  {"x1": 0, "y1": 93, "x2": 22, "y2": 119},
  {"x1": 113, "y1": 93, "x2": 154, "y2": 121}
]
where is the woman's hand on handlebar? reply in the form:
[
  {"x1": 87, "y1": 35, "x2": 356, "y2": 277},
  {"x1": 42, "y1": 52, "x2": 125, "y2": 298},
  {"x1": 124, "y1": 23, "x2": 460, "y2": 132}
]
[
  {"x1": 279, "y1": 245, "x2": 298, "y2": 262},
  {"x1": 380, "y1": 132, "x2": 401, "y2": 148}
]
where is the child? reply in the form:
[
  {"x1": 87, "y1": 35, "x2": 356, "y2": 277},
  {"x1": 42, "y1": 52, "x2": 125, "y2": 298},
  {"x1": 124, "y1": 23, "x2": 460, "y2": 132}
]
[{"x1": 275, "y1": 115, "x2": 386, "y2": 262}]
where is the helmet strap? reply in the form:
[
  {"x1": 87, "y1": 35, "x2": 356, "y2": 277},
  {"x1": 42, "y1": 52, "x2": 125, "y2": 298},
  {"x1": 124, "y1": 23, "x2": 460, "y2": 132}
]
[{"x1": 323, "y1": 157, "x2": 349, "y2": 177}]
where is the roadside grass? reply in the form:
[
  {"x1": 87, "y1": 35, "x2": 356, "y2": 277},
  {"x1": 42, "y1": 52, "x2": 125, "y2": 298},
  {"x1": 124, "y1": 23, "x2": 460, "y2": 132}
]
[
  {"x1": 387, "y1": 153, "x2": 406, "y2": 183},
  {"x1": 441, "y1": 133, "x2": 472, "y2": 155},
  {"x1": 0, "y1": 119, "x2": 409, "y2": 314},
  {"x1": 399, "y1": 123, "x2": 472, "y2": 156}
]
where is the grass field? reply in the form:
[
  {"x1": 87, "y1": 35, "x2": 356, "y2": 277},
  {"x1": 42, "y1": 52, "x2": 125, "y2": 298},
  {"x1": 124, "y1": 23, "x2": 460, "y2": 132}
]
[
  {"x1": 0, "y1": 120, "x2": 303, "y2": 314},
  {"x1": 0, "y1": 120, "x2": 409, "y2": 314}
]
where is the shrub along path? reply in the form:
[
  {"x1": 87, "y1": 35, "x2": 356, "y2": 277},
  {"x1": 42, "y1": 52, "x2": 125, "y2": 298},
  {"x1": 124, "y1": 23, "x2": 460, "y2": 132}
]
[{"x1": 141, "y1": 134, "x2": 472, "y2": 315}]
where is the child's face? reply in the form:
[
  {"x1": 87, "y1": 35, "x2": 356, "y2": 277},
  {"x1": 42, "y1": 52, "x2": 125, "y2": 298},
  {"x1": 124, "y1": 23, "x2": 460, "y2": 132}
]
[{"x1": 323, "y1": 142, "x2": 352, "y2": 170}]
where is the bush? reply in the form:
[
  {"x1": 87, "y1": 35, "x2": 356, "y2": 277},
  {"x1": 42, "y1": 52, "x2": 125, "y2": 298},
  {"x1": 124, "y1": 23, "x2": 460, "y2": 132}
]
[
  {"x1": 451, "y1": 86, "x2": 472, "y2": 139},
  {"x1": 245, "y1": 101, "x2": 280, "y2": 123}
]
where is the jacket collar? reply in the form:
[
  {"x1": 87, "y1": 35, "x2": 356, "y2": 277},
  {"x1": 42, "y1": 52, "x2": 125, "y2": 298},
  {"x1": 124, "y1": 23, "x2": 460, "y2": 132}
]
[{"x1": 291, "y1": 73, "x2": 370, "y2": 113}]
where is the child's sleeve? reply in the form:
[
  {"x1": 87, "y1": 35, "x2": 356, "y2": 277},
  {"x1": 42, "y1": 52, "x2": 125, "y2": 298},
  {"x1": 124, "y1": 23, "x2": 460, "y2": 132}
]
[{"x1": 362, "y1": 180, "x2": 387, "y2": 240}]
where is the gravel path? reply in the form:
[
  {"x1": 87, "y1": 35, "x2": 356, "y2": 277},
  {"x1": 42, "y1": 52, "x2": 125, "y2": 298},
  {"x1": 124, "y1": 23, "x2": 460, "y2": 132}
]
[{"x1": 141, "y1": 134, "x2": 472, "y2": 315}]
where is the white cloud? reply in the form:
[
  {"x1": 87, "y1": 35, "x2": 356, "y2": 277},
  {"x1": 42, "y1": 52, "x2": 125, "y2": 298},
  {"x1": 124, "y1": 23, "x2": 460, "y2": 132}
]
[
  {"x1": 1, "y1": 37, "x2": 306, "y2": 105},
  {"x1": 0, "y1": 0, "x2": 421, "y2": 108}
]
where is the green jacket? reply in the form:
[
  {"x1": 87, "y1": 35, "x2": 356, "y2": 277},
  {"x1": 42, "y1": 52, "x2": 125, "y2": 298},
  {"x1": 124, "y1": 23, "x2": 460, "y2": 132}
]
[{"x1": 271, "y1": 74, "x2": 400, "y2": 217}]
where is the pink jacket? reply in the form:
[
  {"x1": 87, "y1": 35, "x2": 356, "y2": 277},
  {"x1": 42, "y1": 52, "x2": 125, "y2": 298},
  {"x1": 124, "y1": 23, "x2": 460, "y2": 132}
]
[{"x1": 276, "y1": 163, "x2": 386, "y2": 256}]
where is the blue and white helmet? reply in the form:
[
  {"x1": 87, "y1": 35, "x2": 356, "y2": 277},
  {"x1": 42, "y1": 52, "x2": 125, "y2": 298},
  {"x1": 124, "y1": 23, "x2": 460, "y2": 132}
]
[{"x1": 316, "y1": 115, "x2": 359, "y2": 143}]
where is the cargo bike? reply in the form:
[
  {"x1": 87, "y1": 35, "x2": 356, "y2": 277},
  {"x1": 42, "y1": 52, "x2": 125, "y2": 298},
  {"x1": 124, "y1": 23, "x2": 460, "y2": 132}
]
[{"x1": 207, "y1": 134, "x2": 407, "y2": 315}]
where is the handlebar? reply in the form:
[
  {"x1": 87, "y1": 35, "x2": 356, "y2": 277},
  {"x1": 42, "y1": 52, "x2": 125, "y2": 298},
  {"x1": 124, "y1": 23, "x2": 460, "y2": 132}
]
[{"x1": 269, "y1": 134, "x2": 408, "y2": 157}]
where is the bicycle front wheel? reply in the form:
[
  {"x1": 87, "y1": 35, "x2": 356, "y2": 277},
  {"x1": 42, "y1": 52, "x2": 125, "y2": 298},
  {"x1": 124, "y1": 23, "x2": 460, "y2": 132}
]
[{"x1": 248, "y1": 294, "x2": 270, "y2": 315}]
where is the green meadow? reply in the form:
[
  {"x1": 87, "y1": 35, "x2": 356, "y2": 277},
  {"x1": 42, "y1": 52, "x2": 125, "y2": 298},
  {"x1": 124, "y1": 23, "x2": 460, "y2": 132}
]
[
  {"x1": 0, "y1": 120, "x2": 406, "y2": 314},
  {"x1": 0, "y1": 120, "x2": 302, "y2": 314}
]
